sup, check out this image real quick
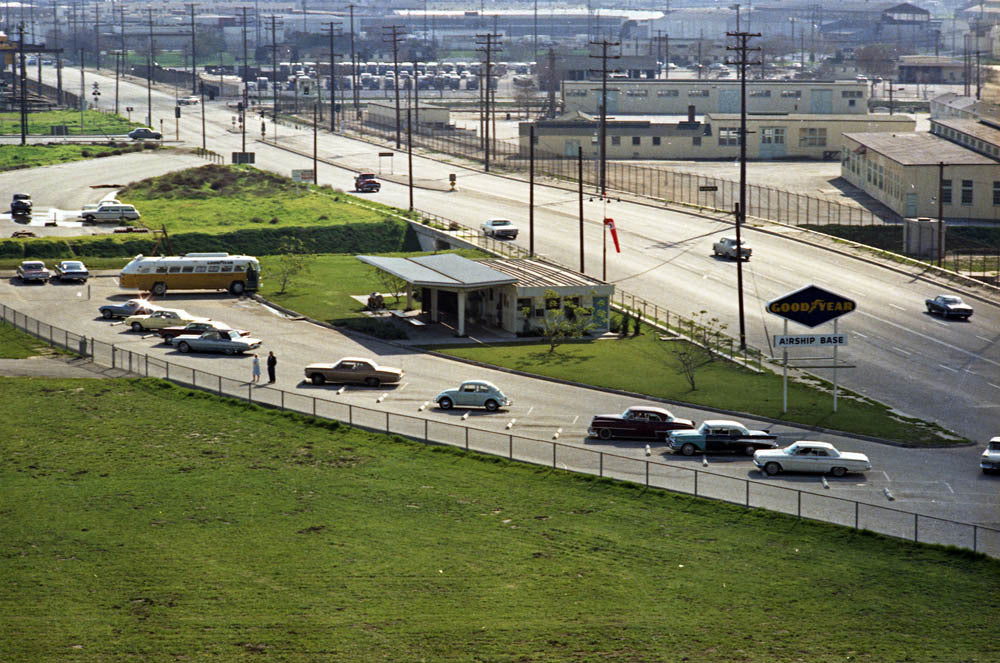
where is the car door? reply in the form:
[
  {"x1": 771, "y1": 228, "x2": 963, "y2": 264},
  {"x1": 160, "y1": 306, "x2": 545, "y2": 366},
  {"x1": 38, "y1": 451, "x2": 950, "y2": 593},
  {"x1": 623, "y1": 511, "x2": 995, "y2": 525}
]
[
  {"x1": 783, "y1": 446, "x2": 811, "y2": 471},
  {"x1": 638, "y1": 412, "x2": 659, "y2": 439},
  {"x1": 456, "y1": 383, "x2": 478, "y2": 406},
  {"x1": 704, "y1": 427, "x2": 728, "y2": 452}
]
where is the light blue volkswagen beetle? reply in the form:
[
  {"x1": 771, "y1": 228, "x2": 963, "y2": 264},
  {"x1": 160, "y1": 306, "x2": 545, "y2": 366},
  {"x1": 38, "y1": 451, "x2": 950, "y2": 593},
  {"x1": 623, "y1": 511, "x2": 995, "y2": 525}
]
[{"x1": 435, "y1": 380, "x2": 511, "y2": 411}]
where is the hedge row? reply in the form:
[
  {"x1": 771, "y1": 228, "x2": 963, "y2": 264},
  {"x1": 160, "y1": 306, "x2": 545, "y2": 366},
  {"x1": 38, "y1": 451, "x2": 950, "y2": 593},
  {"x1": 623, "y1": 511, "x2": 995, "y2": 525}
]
[{"x1": 0, "y1": 220, "x2": 421, "y2": 259}]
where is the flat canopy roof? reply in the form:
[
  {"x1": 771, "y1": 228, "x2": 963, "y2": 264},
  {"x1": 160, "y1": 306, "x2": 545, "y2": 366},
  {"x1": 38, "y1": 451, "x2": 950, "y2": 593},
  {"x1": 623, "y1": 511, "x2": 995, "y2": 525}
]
[{"x1": 357, "y1": 254, "x2": 517, "y2": 289}]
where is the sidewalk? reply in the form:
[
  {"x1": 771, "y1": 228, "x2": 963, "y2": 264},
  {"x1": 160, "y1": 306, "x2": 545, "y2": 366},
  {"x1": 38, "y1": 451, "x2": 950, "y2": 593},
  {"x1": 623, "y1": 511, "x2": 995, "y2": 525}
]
[{"x1": 0, "y1": 355, "x2": 129, "y2": 379}]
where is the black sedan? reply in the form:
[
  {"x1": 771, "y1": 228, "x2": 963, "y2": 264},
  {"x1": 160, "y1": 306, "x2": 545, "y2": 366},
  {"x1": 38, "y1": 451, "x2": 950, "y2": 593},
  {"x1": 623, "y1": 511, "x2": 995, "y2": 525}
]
[
  {"x1": 587, "y1": 406, "x2": 695, "y2": 441},
  {"x1": 925, "y1": 294, "x2": 973, "y2": 320},
  {"x1": 54, "y1": 260, "x2": 89, "y2": 283}
]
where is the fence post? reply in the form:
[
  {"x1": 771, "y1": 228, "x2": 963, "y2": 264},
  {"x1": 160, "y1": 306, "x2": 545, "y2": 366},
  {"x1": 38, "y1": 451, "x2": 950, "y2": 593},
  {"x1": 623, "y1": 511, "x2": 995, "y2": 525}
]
[
  {"x1": 509, "y1": 436, "x2": 513, "y2": 459},
  {"x1": 855, "y1": 501, "x2": 859, "y2": 529},
  {"x1": 218, "y1": 375, "x2": 222, "y2": 395},
  {"x1": 599, "y1": 453, "x2": 603, "y2": 477},
  {"x1": 914, "y1": 513, "x2": 919, "y2": 543},
  {"x1": 552, "y1": 443, "x2": 556, "y2": 469},
  {"x1": 694, "y1": 470, "x2": 698, "y2": 496},
  {"x1": 798, "y1": 491, "x2": 802, "y2": 518},
  {"x1": 745, "y1": 480, "x2": 749, "y2": 506},
  {"x1": 465, "y1": 427, "x2": 469, "y2": 450}
]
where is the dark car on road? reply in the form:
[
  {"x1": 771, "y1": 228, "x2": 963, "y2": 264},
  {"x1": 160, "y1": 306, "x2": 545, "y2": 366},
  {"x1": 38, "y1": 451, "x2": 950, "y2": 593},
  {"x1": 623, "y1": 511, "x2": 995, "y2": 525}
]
[
  {"x1": 10, "y1": 193, "x2": 32, "y2": 216},
  {"x1": 925, "y1": 294, "x2": 973, "y2": 320},
  {"x1": 667, "y1": 420, "x2": 778, "y2": 456},
  {"x1": 158, "y1": 321, "x2": 250, "y2": 343},
  {"x1": 128, "y1": 127, "x2": 162, "y2": 140},
  {"x1": 588, "y1": 406, "x2": 695, "y2": 441}
]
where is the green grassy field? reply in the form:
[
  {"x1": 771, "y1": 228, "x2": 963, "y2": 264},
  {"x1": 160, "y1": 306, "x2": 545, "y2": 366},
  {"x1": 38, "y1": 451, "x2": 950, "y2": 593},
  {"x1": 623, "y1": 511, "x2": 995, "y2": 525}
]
[
  {"x1": 0, "y1": 320, "x2": 55, "y2": 358},
  {"x1": 116, "y1": 165, "x2": 399, "y2": 235},
  {"x1": 0, "y1": 143, "x2": 154, "y2": 172},
  {"x1": 0, "y1": 377, "x2": 995, "y2": 662},
  {"x1": 0, "y1": 110, "x2": 138, "y2": 136}
]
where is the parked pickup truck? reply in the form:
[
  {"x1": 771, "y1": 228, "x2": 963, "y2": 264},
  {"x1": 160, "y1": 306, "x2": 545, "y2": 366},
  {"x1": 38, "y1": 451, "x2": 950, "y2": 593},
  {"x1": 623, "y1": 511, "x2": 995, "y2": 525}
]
[
  {"x1": 354, "y1": 173, "x2": 381, "y2": 193},
  {"x1": 712, "y1": 236, "x2": 751, "y2": 260}
]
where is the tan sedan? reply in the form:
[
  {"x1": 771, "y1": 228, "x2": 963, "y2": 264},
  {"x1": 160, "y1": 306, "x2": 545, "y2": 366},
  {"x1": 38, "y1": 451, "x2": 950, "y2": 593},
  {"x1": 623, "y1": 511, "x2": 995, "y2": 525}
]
[{"x1": 304, "y1": 357, "x2": 404, "y2": 387}]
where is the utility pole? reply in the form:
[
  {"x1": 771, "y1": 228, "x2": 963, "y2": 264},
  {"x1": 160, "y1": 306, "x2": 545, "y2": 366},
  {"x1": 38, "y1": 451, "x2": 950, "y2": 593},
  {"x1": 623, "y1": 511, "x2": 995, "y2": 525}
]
[
  {"x1": 476, "y1": 31, "x2": 502, "y2": 172},
  {"x1": 270, "y1": 15, "x2": 280, "y2": 133},
  {"x1": 242, "y1": 6, "x2": 249, "y2": 153},
  {"x1": 323, "y1": 22, "x2": 342, "y2": 132},
  {"x1": 412, "y1": 53, "x2": 421, "y2": 132},
  {"x1": 590, "y1": 39, "x2": 620, "y2": 196},
  {"x1": 95, "y1": 3, "x2": 101, "y2": 70},
  {"x1": 546, "y1": 48, "x2": 556, "y2": 118},
  {"x1": 188, "y1": 3, "x2": 197, "y2": 95},
  {"x1": 348, "y1": 4, "x2": 359, "y2": 119},
  {"x1": 407, "y1": 106, "x2": 414, "y2": 211},
  {"x1": 726, "y1": 28, "x2": 760, "y2": 352},
  {"x1": 383, "y1": 24, "x2": 405, "y2": 149},
  {"x1": 147, "y1": 8, "x2": 154, "y2": 128},
  {"x1": 17, "y1": 23, "x2": 27, "y2": 145}
]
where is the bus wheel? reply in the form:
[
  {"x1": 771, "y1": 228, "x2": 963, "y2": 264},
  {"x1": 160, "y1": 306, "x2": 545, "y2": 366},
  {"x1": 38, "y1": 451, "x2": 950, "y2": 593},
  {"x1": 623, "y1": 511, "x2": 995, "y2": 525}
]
[
  {"x1": 229, "y1": 280, "x2": 246, "y2": 296},
  {"x1": 151, "y1": 282, "x2": 167, "y2": 296}
]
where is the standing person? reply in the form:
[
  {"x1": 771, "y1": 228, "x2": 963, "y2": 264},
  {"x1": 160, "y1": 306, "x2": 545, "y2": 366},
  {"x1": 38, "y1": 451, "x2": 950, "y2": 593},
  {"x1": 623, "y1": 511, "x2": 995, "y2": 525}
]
[
  {"x1": 267, "y1": 351, "x2": 277, "y2": 384},
  {"x1": 251, "y1": 353, "x2": 261, "y2": 383}
]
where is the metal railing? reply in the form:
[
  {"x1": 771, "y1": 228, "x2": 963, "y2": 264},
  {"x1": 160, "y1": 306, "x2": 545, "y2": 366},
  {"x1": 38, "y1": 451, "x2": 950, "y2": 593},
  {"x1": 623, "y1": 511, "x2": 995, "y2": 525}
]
[{"x1": 3, "y1": 302, "x2": 996, "y2": 558}]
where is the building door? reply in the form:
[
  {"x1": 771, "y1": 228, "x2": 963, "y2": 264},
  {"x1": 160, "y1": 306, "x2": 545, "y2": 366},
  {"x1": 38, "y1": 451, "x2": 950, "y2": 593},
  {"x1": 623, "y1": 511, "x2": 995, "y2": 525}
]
[
  {"x1": 719, "y1": 89, "x2": 740, "y2": 113},
  {"x1": 905, "y1": 192, "x2": 918, "y2": 217},
  {"x1": 564, "y1": 139, "x2": 581, "y2": 158},
  {"x1": 759, "y1": 127, "x2": 787, "y2": 159},
  {"x1": 810, "y1": 89, "x2": 832, "y2": 114}
]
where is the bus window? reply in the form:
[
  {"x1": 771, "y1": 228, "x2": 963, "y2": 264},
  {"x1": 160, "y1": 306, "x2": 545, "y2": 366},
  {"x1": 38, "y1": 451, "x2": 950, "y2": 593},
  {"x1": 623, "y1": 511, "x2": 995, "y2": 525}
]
[
  {"x1": 156, "y1": 267, "x2": 168, "y2": 274},
  {"x1": 194, "y1": 266, "x2": 206, "y2": 273},
  {"x1": 207, "y1": 265, "x2": 220, "y2": 273},
  {"x1": 182, "y1": 266, "x2": 194, "y2": 273},
  {"x1": 168, "y1": 266, "x2": 181, "y2": 273}
]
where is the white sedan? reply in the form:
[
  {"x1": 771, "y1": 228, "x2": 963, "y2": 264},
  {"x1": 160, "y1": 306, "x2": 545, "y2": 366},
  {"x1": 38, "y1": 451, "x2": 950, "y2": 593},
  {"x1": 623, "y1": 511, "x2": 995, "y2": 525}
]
[{"x1": 753, "y1": 441, "x2": 871, "y2": 477}]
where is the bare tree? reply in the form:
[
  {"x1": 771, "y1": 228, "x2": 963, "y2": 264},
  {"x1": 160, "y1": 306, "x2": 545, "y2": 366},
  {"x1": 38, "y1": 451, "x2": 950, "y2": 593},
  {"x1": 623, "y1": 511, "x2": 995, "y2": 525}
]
[
  {"x1": 668, "y1": 311, "x2": 729, "y2": 390},
  {"x1": 274, "y1": 237, "x2": 310, "y2": 295},
  {"x1": 370, "y1": 266, "x2": 408, "y2": 308},
  {"x1": 522, "y1": 289, "x2": 598, "y2": 353}
]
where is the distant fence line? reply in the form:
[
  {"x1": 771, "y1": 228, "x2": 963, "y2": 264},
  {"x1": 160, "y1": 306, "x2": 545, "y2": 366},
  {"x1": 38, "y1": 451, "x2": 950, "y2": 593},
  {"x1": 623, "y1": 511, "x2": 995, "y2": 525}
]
[{"x1": 3, "y1": 302, "x2": 996, "y2": 558}]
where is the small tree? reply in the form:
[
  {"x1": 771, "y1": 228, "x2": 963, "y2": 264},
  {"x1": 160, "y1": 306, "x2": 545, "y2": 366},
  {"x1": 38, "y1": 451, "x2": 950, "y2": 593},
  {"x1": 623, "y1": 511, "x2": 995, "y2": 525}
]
[
  {"x1": 669, "y1": 311, "x2": 730, "y2": 390},
  {"x1": 370, "y1": 266, "x2": 408, "y2": 308},
  {"x1": 274, "y1": 237, "x2": 310, "y2": 295},
  {"x1": 530, "y1": 289, "x2": 598, "y2": 353}
]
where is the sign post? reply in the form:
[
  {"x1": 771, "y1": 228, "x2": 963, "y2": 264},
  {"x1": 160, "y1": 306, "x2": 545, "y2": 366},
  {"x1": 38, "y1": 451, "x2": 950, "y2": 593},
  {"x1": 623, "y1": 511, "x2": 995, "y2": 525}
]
[{"x1": 767, "y1": 284, "x2": 856, "y2": 413}]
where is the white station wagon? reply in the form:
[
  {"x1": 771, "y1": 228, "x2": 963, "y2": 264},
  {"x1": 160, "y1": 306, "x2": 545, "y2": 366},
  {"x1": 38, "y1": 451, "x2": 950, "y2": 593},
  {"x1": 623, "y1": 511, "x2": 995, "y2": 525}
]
[{"x1": 753, "y1": 440, "x2": 871, "y2": 477}]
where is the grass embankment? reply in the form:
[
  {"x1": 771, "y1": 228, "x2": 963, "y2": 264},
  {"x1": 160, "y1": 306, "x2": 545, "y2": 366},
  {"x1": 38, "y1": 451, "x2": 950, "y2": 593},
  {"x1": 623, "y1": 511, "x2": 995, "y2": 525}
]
[
  {"x1": 0, "y1": 143, "x2": 156, "y2": 172},
  {"x1": 0, "y1": 377, "x2": 995, "y2": 662},
  {"x1": 0, "y1": 320, "x2": 56, "y2": 358},
  {"x1": 0, "y1": 109, "x2": 138, "y2": 136},
  {"x1": 0, "y1": 166, "x2": 422, "y2": 261}
]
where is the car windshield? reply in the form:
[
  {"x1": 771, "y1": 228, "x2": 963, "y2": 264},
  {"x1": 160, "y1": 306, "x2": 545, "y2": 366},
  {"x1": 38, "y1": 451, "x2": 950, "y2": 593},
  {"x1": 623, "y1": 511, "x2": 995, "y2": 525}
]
[
  {"x1": 940, "y1": 296, "x2": 961, "y2": 304},
  {"x1": 491, "y1": 220, "x2": 512, "y2": 226},
  {"x1": 990, "y1": 442, "x2": 1000, "y2": 451},
  {"x1": 24, "y1": 262, "x2": 44, "y2": 269},
  {"x1": 63, "y1": 262, "x2": 84, "y2": 269}
]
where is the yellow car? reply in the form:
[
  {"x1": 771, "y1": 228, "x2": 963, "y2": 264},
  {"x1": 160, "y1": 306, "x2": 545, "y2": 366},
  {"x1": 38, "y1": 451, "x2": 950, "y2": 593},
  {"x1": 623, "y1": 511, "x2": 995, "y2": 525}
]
[{"x1": 125, "y1": 309, "x2": 209, "y2": 332}]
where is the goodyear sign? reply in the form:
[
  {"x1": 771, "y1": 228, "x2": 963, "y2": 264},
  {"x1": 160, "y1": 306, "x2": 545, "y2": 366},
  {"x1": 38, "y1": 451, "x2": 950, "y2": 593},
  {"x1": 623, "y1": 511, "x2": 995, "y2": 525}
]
[
  {"x1": 767, "y1": 284, "x2": 856, "y2": 328},
  {"x1": 774, "y1": 334, "x2": 847, "y2": 347}
]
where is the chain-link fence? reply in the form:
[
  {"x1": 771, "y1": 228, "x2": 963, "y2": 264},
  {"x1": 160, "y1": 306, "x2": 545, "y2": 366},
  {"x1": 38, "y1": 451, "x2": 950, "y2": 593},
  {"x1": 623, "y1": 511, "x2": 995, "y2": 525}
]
[{"x1": 3, "y1": 302, "x2": 996, "y2": 557}]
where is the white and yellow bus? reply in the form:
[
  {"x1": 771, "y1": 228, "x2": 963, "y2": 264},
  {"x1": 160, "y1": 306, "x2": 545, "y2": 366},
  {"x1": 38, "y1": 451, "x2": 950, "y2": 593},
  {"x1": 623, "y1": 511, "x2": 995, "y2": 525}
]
[{"x1": 119, "y1": 252, "x2": 261, "y2": 296}]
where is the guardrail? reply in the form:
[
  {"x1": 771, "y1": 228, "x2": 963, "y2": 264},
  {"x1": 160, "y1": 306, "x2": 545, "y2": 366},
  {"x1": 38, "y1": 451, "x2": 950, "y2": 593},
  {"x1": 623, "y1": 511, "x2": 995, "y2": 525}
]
[{"x1": 3, "y1": 302, "x2": 996, "y2": 558}]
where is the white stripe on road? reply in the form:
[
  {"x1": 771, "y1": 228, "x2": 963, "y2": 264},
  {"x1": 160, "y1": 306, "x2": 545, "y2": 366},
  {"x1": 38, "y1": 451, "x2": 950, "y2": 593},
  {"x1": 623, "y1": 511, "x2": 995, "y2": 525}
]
[
  {"x1": 938, "y1": 364, "x2": 958, "y2": 372},
  {"x1": 857, "y1": 310, "x2": 1000, "y2": 370},
  {"x1": 892, "y1": 347, "x2": 912, "y2": 356},
  {"x1": 990, "y1": 383, "x2": 1000, "y2": 390},
  {"x1": 977, "y1": 335, "x2": 993, "y2": 343},
  {"x1": 889, "y1": 303, "x2": 906, "y2": 311}
]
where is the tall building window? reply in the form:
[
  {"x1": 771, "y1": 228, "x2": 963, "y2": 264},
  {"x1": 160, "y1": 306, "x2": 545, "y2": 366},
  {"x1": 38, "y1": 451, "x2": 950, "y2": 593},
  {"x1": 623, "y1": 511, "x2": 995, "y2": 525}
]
[
  {"x1": 719, "y1": 128, "x2": 740, "y2": 146},
  {"x1": 942, "y1": 179, "x2": 952, "y2": 204},
  {"x1": 993, "y1": 181, "x2": 1000, "y2": 205},
  {"x1": 799, "y1": 127, "x2": 827, "y2": 147},
  {"x1": 761, "y1": 127, "x2": 785, "y2": 144},
  {"x1": 961, "y1": 179, "x2": 973, "y2": 205},
  {"x1": 632, "y1": 136, "x2": 641, "y2": 146}
]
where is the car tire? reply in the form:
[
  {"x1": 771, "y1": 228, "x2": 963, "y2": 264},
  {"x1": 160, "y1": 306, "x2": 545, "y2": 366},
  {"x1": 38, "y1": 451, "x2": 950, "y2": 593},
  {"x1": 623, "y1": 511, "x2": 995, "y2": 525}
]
[
  {"x1": 84, "y1": 215, "x2": 95, "y2": 223},
  {"x1": 831, "y1": 466, "x2": 847, "y2": 478},
  {"x1": 743, "y1": 444, "x2": 756, "y2": 457},
  {"x1": 598, "y1": 428, "x2": 613, "y2": 440},
  {"x1": 151, "y1": 282, "x2": 167, "y2": 296},
  {"x1": 681, "y1": 443, "x2": 697, "y2": 457},
  {"x1": 310, "y1": 373, "x2": 326, "y2": 385},
  {"x1": 364, "y1": 376, "x2": 380, "y2": 387},
  {"x1": 131, "y1": 322, "x2": 144, "y2": 332},
  {"x1": 484, "y1": 399, "x2": 499, "y2": 411},
  {"x1": 224, "y1": 347, "x2": 236, "y2": 355},
  {"x1": 764, "y1": 462, "x2": 781, "y2": 476},
  {"x1": 102, "y1": 309, "x2": 113, "y2": 319},
  {"x1": 178, "y1": 342, "x2": 191, "y2": 353},
  {"x1": 229, "y1": 281, "x2": 246, "y2": 296},
  {"x1": 438, "y1": 397, "x2": 453, "y2": 410}
]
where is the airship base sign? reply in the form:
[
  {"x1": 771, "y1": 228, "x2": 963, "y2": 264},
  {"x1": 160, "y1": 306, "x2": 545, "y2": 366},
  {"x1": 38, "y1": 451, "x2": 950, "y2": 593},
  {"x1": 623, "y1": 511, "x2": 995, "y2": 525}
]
[{"x1": 767, "y1": 285, "x2": 856, "y2": 414}]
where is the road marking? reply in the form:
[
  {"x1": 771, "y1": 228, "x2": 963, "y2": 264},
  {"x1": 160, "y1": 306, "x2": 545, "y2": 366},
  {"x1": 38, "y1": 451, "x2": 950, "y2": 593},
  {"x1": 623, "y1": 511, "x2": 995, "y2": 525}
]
[
  {"x1": 938, "y1": 364, "x2": 958, "y2": 372},
  {"x1": 932, "y1": 319, "x2": 948, "y2": 327},
  {"x1": 943, "y1": 482, "x2": 955, "y2": 494},
  {"x1": 857, "y1": 311, "x2": 1000, "y2": 370},
  {"x1": 526, "y1": 406, "x2": 534, "y2": 416},
  {"x1": 571, "y1": 415, "x2": 579, "y2": 424},
  {"x1": 964, "y1": 369, "x2": 976, "y2": 375},
  {"x1": 977, "y1": 335, "x2": 993, "y2": 343},
  {"x1": 882, "y1": 471, "x2": 891, "y2": 482},
  {"x1": 889, "y1": 303, "x2": 906, "y2": 311},
  {"x1": 892, "y1": 347, "x2": 911, "y2": 356},
  {"x1": 397, "y1": 382, "x2": 409, "y2": 391},
  {"x1": 990, "y1": 383, "x2": 1000, "y2": 390},
  {"x1": 854, "y1": 332, "x2": 868, "y2": 339}
]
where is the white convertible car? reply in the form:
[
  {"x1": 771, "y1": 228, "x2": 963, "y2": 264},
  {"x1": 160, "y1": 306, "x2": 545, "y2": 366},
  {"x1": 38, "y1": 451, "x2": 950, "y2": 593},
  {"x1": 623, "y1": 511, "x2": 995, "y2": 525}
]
[{"x1": 753, "y1": 441, "x2": 871, "y2": 477}]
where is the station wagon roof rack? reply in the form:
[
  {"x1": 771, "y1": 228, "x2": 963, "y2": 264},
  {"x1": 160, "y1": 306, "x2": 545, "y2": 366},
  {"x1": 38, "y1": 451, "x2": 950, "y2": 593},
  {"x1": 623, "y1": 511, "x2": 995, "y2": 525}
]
[{"x1": 185, "y1": 252, "x2": 232, "y2": 257}]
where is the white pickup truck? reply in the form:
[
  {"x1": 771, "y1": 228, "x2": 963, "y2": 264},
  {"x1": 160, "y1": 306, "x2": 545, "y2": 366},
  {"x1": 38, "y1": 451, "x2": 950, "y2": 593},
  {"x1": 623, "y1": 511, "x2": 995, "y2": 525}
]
[{"x1": 712, "y1": 236, "x2": 751, "y2": 261}]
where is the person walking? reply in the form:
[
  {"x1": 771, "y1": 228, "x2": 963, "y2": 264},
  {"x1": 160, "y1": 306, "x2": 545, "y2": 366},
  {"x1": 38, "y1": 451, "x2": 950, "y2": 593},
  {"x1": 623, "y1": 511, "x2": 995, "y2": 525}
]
[
  {"x1": 250, "y1": 353, "x2": 261, "y2": 383},
  {"x1": 266, "y1": 351, "x2": 277, "y2": 384}
]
